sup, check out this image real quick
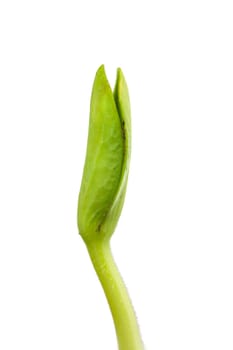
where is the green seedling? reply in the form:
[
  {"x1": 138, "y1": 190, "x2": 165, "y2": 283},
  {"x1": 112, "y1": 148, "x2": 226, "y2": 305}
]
[{"x1": 77, "y1": 65, "x2": 144, "y2": 350}]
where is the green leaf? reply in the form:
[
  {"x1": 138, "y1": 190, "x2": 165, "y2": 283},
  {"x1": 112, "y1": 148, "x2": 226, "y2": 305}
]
[{"x1": 78, "y1": 65, "x2": 131, "y2": 244}]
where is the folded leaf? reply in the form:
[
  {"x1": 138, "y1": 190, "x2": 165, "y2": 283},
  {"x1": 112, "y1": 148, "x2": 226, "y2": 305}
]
[{"x1": 78, "y1": 65, "x2": 131, "y2": 244}]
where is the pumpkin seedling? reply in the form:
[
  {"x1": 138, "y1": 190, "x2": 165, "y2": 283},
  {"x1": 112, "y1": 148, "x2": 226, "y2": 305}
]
[{"x1": 77, "y1": 65, "x2": 144, "y2": 350}]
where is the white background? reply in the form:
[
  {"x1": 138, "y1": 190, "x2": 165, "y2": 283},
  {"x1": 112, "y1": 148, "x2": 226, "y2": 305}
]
[{"x1": 0, "y1": 1, "x2": 233, "y2": 349}]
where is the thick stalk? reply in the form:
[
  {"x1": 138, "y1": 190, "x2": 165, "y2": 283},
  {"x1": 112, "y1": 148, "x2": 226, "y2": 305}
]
[{"x1": 86, "y1": 240, "x2": 144, "y2": 350}]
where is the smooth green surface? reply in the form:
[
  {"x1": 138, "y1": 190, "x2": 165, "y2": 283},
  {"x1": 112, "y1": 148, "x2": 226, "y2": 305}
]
[
  {"x1": 87, "y1": 241, "x2": 144, "y2": 350},
  {"x1": 78, "y1": 65, "x2": 144, "y2": 349}
]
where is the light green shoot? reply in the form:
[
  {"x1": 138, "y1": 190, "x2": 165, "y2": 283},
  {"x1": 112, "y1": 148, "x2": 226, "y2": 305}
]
[{"x1": 77, "y1": 65, "x2": 144, "y2": 350}]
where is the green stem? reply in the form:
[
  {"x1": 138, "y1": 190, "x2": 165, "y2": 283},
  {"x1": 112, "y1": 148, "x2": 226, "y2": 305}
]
[{"x1": 86, "y1": 240, "x2": 144, "y2": 350}]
